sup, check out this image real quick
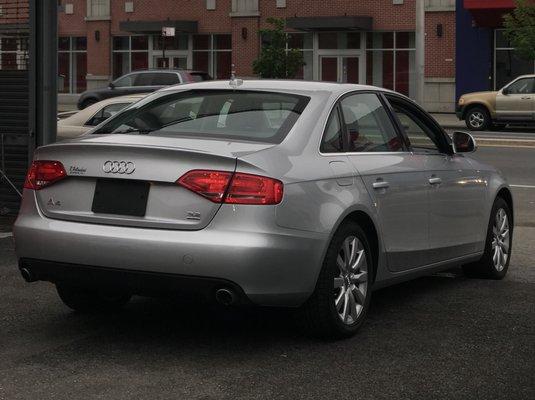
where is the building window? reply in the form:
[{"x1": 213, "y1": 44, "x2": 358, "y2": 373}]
[
  {"x1": 287, "y1": 33, "x2": 313, "y2": 80},
  {"x1": 0, "y1": 36, "x2": 28, "y2": 70},
  {"x1": 112, "y1": 36, "x2": 149, "y2": 79},
  {"x1": 231, "y1": 0, "x2": 259, "y2": 16},
  {"x1": 87, "y1": 0, "x2": 110, "y2": 19},
  {"x1": 494, "y1": 29, "x2": 535, "y2": 90},
  {"x1": 366, "y1": 31, "x2": 416, "y2": 98},
  {"x1": 58, "y1": 37, "x2": 87, "y2": 93},
  {"x1": 193, "y1": 34, "x2": 232, "y2": 79}
]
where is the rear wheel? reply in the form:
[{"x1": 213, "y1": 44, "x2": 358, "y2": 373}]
[
  {"x1": 463, "y1": 197, "x2": 513, "y2": 279},
  {"x1": 300, "y1": 221, "x2": 372, "y2": 339},
  {"x1": 465, "y1": 106, "x2": 490, "y2": 131},
  {"x1": 56, "y1": 284, "x2": 131, "y2": 313}
]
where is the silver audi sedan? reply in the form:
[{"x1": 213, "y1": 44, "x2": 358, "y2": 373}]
[{"x1": 14, "y1": 80, "x2": 513, "y2": 338}]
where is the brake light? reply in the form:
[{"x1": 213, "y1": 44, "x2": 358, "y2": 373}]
[
  {"x1": 24, "y1": 160, "x2": 67, "y2": 190},
  {"x1": 177, "y1": 170, "x2": 283, "y2": 205}
]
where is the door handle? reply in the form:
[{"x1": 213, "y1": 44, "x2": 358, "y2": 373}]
[
  {"x1": 429, "y1": 177, "x2": 442, "y2": 185},
  {"x1": 373, "y1": 180, "x2": 390, "y2": 189}
]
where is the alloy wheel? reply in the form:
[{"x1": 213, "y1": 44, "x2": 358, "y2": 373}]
[
  {"x1": 492, "y1": 208, "x2": 510, "y2": 272},
  {"x1": 468, "y1": 111, "x2": 485, "y2": 129},
  {"x1": 334, "y1": 236, "x2": 369, "y2": 325}
]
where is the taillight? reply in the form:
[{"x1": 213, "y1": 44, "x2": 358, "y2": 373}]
[
  {"x1": 24, "y1": 160, "x2": 67, "y2": 190},
  {"x1": 177, "y1": 170, "x2": 283, "y2": 205}
]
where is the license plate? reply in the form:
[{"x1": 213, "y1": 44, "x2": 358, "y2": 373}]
[{"x1": 92, "y1": 179, "x2": 149, "y2": 217}]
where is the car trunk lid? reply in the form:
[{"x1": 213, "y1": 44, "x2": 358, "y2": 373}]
[{"x1": 32, "y1": 135, "x2": 274, "y2": 230}]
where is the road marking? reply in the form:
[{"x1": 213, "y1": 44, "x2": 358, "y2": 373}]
[
  {"x1": 510, "y1": 184, "x2": 535, "y2": 189},
  {"x1": 0, "y1": 232, "x2": 13, "y2": 239}
]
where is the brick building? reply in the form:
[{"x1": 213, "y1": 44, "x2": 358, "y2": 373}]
[{"x1": 51, "y1": 0, "x2": 456, "y2": 111}]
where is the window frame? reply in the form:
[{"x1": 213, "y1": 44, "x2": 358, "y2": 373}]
[
  {"x1": 319, "y1": 90, "x2": 409, "y2": 155},
  {"x1": 504, "y1": 77, "x2": 535, "y2": 95},
  {"x1": 384, "y1": 93, "x2": 453, "y2": 155}
]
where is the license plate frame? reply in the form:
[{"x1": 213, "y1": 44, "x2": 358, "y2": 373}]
[{"x1": 91, "y1": 179, "x2": 150, "y2": 217}]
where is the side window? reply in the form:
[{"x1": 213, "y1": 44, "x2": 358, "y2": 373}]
[
  {"x1": 113, "y1": 74, "x2": 135, "y2": 88},
  {"x1": 320, "y1": 108, "x2": 344, "y2": 153},
  {"x1": 86, "y1": 103, "x2": 129, "y2": 126},
  {"x1": 389, "y1": 98, "x2": 443, "y2": 153},
  {"x1": 134, "y1": 73, "x2": 155, "y2": 86},
  {"x1": 506, "y1": 78, "x2": 534, "y2": 94},
  {"x1": 340, "y1": 93, "x2": 403, "y2": 152},
  {"x1": 152, "y1": 73, "x2": 180, "y2": 86}
]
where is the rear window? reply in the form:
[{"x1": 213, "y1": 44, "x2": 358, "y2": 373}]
[
  {"x1": 94, "y1": 90, "x2": 310, "y2": 144},
  {"x1": 153, "y1": 72, "x2": 180, "y2": 85}
]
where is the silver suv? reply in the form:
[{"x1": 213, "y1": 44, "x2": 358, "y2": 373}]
[{"x1": 15, "y1": 80, "x2": 513, "y2": 338}]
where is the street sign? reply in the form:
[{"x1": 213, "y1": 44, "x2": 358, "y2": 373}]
[{"x1": 162, "y1": 27, "x2": 175, "y2": 37}]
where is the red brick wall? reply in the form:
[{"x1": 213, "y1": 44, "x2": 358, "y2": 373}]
[
  {"x1": 55, "y1": 1, "x2": 455, "y2": 79},
  {"x1": 425, "y1": 11, "x2": 455, "y2": 78},
  {"x1": 0, "y1": 0, "x2": 29, "y2": 25}
]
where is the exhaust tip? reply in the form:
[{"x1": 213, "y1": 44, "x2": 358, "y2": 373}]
[
  {"x1": 215, "y1": 288, "x2": 236, "y2": 306},
  {"x1": 20, "y1": 267, "x2": 35, "y2": 283}
]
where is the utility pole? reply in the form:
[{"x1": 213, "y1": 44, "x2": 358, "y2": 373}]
[
  {"x1": 415, "y1": 0, "x2": 425, "y2": 106},
  {"x1": 29, "y1": 0, "x2": 57, "y2": 148}
]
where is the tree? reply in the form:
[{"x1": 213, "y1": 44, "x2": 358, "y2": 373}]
[
  {"x1": 503, "y1": 0, "x2": 535, "y2": 61},
  {"x1": 253, "y1": 18, "x2": 304, "y2": 79}
]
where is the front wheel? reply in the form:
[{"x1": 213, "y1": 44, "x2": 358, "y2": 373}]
[
  {"x1": 465, "y1": 107, "x2": 490, "y2": 131},
  {"x1": 299, "y1": 221, "x2": 372, "y2": 339},
  {"x1": 56, "y1": 284, "x2": 131, "y2": 313},
  {"x1": 463, "y1": 197, "x2": 513, "y2": 279}
]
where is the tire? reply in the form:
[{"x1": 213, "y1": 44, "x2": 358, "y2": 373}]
[
  {"x1": 462, "y1": 197, "x2": 513, "y2": 280},
  {"x1": 56, "y1": 283, "x2": 131, "y2": 313},
  {"x1": 299, "y1": 221, "x2": 373, "y2": 339},
  {"x1": 465, "y1": 106, "x2": 490, "y2": 131},
  {"x1": 80, "y1": 98, "x2": 98, "y2": 110}
]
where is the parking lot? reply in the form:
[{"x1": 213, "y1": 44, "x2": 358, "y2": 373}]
[{"x1": 0, "y1": 141, "x2": 534, "y2": 400}]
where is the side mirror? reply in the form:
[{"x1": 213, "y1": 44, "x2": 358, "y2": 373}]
[
  {"x1": 108, "y1": 82, "x2": 115, "y2": 89},
  {"x1": 452, "y1": 131, "x2": 477, "y2": 153},
  {"x1": 502, "y1": 87, "x2": 510, "y2": 95}
]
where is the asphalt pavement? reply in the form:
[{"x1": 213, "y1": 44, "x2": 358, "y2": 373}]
[{"x1": 0, "y1": 141, "x2": 534, "y2": 400}]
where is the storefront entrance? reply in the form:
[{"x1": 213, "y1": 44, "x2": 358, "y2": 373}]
[
  {"x1": 319, "y1": 55, "x2": 360, "y2": 83},
  {"x1": 153, "y1": 55, "x2": 187, "y2": 69}
]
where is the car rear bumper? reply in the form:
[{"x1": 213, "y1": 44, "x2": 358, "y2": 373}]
[{"x1": 14, "y1": 197, "x2": 328, "y2": 307}]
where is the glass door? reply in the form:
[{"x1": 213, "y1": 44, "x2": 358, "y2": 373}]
[
  {"x1": 153, "y1": 56, "x2": 187, "y2": 69},
  {"x1": 320, "y1": 56, "x2": 360, "y2": 83}
]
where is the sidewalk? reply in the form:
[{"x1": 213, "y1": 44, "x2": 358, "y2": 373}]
[{"x1": 430, "y1": 113, "x2": 464, "y2": 129}]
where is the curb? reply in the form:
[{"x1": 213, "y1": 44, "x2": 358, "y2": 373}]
[{"x1": 475, "y1": 138, "x2": 535, "y2": 148}]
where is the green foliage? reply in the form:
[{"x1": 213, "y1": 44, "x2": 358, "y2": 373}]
[
  {"x1": 252, "y1": 18, "x2": 304, "y2": 79},
  {"x1": 503, "y1": 0, "x2": 535, "y2": 60}
]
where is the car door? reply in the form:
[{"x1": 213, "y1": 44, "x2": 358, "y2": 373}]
[
  {"x1": 340, "y1": 92, "x2": 430, "y2": 271},
  {"x1": 386, "y1": 95, "x2": 487, "y2": 264},
  {"x1": 496, "y1": 77, "x2": 535, "y2": 121},
  {"x1": 110, "y1": 73, "x2": 140, "y2": 97}
]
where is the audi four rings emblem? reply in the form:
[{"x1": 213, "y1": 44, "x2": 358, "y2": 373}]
[{"x1": 102, "y1": 161, "x2": 135, "y2": 174}]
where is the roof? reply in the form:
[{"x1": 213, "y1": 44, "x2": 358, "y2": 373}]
[{"x1": 160, "y1": 79, "x2": 390, "y2": 97}]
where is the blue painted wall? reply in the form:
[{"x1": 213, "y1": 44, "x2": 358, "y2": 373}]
[{"x1": 456, "y1": 0, "x2": 493, "y2": 99}]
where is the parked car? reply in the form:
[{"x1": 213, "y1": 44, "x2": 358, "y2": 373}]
[
  {"x1": 58, "y1": 95, "x2": 147, "y2": 140},
  {"x1": 77, "y1": 69, "x2": 212, "y2": 110},
  {"x1": 15, "y1": 80, "x2": 513, "y2": 339},
  {"x1": 457, "y1": 74, "x2": 535, "y2": 131}
]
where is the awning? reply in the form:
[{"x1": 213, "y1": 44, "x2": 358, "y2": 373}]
[
  {"x1": 286, "y1": 16, "x2": 373, "y2": 32},
  {"x1": 119, "y1": 20, "x2": 198, "y2": 34},
  {"x1": 463, "y1": 0, "x2": 514, "y2": 27}
]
